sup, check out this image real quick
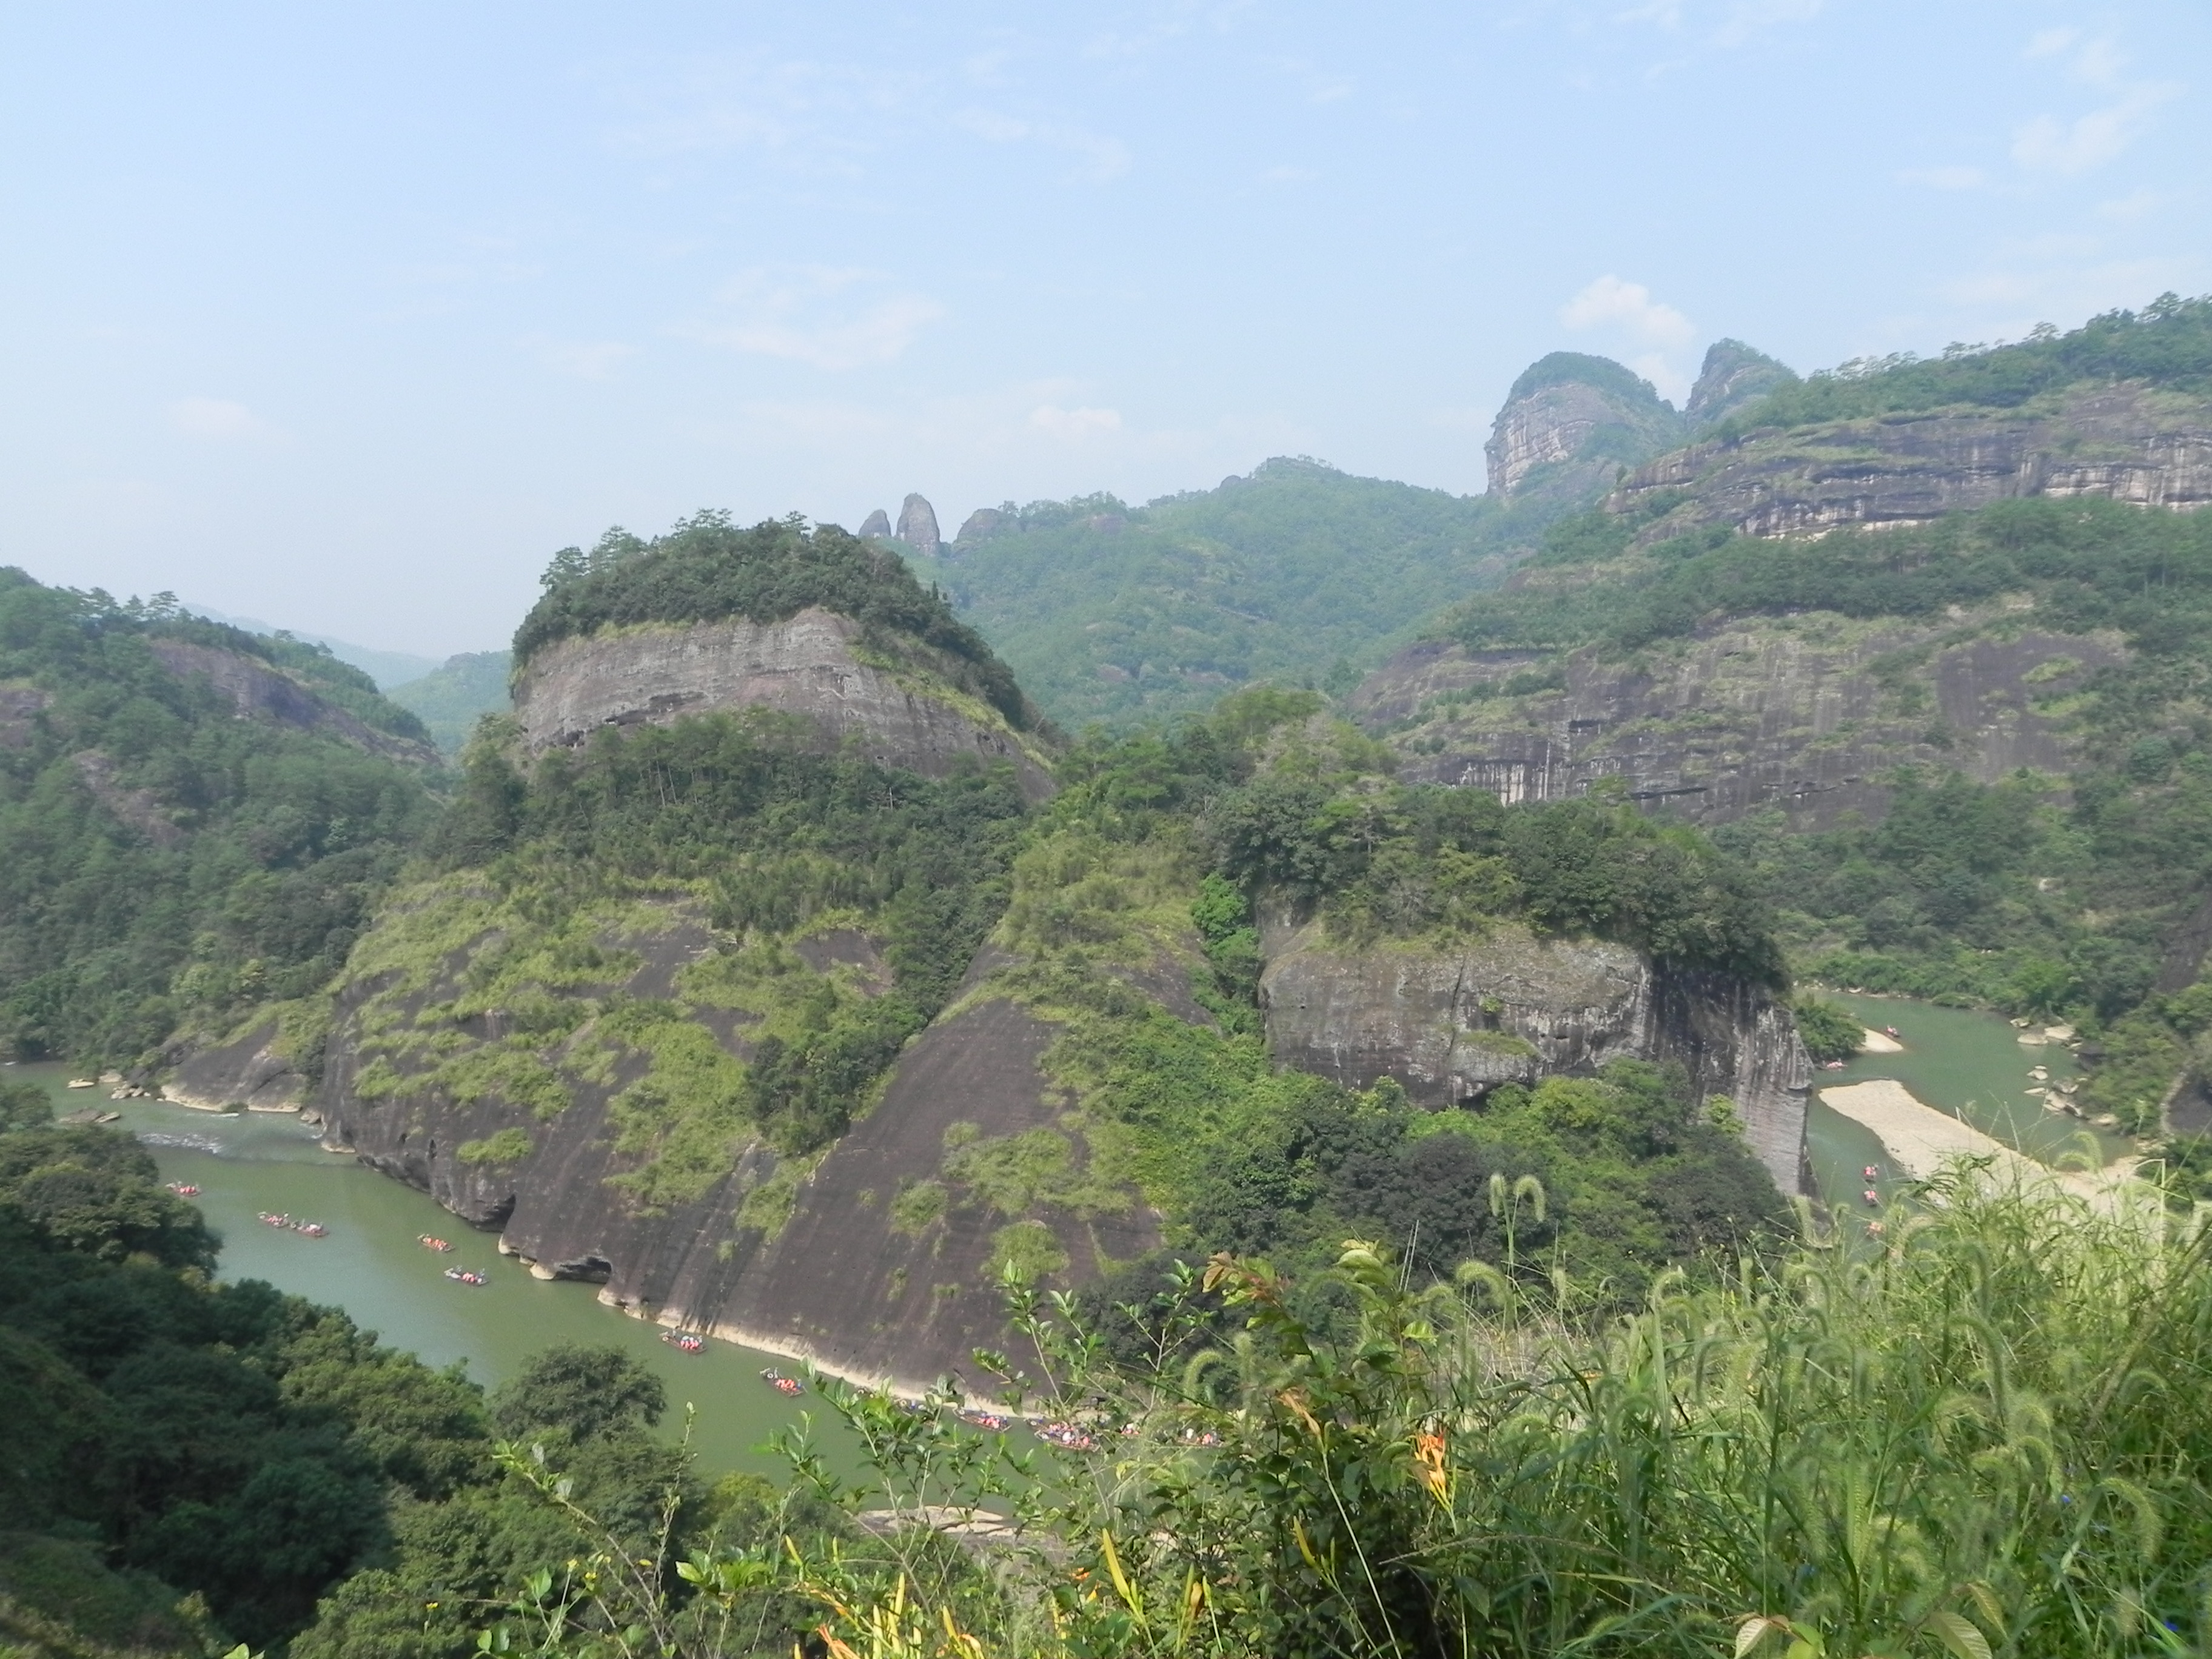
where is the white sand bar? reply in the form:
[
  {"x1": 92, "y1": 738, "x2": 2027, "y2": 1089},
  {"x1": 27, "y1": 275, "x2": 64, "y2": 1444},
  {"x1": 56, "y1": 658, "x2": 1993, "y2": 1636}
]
[
  {"x1": 1820, "y1": 1079, "x2": 2133, "y2": 1210},
  {"x1": 1859, "y1": 1028, "x2": 1903, "y2": 1054}
]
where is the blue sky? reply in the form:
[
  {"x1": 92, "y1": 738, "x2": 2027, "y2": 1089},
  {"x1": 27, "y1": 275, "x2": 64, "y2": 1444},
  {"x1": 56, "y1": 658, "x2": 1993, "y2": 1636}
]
[{"x1": 1, "y1": 1, "x2": 2204, "y2": 655}]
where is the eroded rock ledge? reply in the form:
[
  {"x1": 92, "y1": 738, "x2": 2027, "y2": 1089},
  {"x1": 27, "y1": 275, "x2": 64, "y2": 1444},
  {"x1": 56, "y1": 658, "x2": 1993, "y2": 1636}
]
[
  {"x1": 1259, "y1": 916, "x2": 1811, "y2": 1195},
  {"x1": 512, "y1": 608, "x2": 1054, "y2": 800}
]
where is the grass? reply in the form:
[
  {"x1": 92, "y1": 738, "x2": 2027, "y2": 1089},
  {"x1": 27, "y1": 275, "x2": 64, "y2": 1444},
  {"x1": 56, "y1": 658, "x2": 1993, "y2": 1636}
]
[{"x1": 495, "y1": 1165, "x2": 2212, "y2": 1659}]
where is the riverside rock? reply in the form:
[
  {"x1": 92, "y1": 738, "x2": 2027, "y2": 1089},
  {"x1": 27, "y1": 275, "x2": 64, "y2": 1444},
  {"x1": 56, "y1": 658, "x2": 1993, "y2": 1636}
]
[{"x1": 1260, "y1": 916, "x2": 1810, "y2": 1193}]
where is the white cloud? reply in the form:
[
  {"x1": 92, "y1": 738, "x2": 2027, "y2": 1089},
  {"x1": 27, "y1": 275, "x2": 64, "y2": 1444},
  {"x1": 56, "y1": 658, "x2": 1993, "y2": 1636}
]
[
  {"x1": 1711, "y1": 0, "x2": 1821, "y2": 48},
  {"x1": 1560, "y1": 275, "x2": 1695, "y2": 347},
  {"x1": 689, "y1": 267, "x2": 943, "y2": 371},
  {"x1": 167, "y1": 397, "x2": 266, "y2": 439},
  {"x1": 2096, "y1": 186, "x2": 2167, "y2": 221},
  {"x1": 535, "y1": 341, "x2": 634, "y2": 380},
  {"x1": 1030, "y1": 404, "x2": 1123, "y2": 439},
  {"x1": 1899, "y1": 164, "x2": 1985, "y2": 190},
  {"x1": 954, "y1": 107, "x2": 1130, "y2": 181},
  {"x1": 2011, "y1": 32, "x2": 2179, "y2": 178},
  {"x1": 2012, "y1": 85, "x2": 2174, "y2": 176}
]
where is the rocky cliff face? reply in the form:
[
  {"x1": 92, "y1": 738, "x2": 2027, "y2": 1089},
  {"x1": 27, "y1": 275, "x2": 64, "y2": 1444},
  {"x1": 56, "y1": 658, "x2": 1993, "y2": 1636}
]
[
  {"x1": 1612, "y1": 381, "x2": 2212, "y2": 537},
  {"x1": 1359, "y1": 614, "x2": 2125, "y2": 828},
  {"x1": 511, "y1": 608, "x2": 1054, "y2": 801},
  {"x1": 896, "y1": 494, "x2": 942, "y2": 555},
  {"x1": 1259, "y1": 916, "x2": 1810, "y2": 1194},
  {"x1": 149, "y1": 640, "x2": 439, "y2": 763},
  {"x1": 1684, "y1": 339, "x2": 1797, "y2": 427},
  {"x1": 303, "y1": 911, "x2": 1153, "y2": 1394},
  {"x1": 1484, "y1": 353, "x2": 1686, "y2": 504}
]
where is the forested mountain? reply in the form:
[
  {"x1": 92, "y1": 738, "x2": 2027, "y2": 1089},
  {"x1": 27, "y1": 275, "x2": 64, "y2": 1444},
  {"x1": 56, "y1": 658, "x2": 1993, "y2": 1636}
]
[
  {"x1": 933, "y1": 341, "x2": 1798, "y2": 733},
  {"x1": 1364, "y1": 294, "x2": 2212, "y2": 1134},
  {"x1": 930, "y1": 461, "x2": 1526, "y2": 730},
  {"x1": 278, "y1": 523, "x2": 1795, "y2": 1399},
  {"x1": 13, "y1": 299, "x2": 2212, "y2": 1659},
  {"x1": 385, "y1": 651, "x2": 511, "y2": 753},
  {"x1": 0, "y1": 574, "x2": 441, "y2": 1068}
]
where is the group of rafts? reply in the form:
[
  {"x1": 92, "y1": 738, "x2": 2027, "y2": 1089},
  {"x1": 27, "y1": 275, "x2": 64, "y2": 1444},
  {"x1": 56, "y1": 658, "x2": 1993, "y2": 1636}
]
[
  {"x1": 414, "y1": 1235, "x2": 488, "y2": 1284},
  {"x1": 256, "y1": 1210, "x2": 327, "y2": 1238}
]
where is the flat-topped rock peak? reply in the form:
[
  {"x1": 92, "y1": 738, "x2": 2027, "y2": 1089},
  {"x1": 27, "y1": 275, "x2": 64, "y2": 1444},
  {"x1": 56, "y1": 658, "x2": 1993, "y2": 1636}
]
[{"x1": 511, "y1": 606, "x2": 1054, "y2": 800}]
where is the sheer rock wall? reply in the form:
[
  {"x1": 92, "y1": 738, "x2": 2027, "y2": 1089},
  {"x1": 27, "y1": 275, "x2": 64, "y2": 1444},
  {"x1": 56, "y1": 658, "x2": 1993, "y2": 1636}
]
[
  {"x1": 512, "y1": 608, "x2": 1054, "y2": 801},
  {"x1": 1259, "y1": 916, "x2": 1811, "y2": 1194}
]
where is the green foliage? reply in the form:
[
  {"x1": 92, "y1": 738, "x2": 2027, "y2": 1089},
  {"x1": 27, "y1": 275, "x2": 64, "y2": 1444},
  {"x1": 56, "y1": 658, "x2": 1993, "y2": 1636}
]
[
  {"x1": 343, "y1": 712, "x2": 1031, "y2": 1198},
  {"x1": 385, "y1": 651, "x2": 512, "y2": 754},
  {"x1": 1715, "y1": 291, "x2": 2212, "y2": 434},
  {"x1": 962, "y1": 696, "x2": 1789, "y2": 1311},
  {"x1": 713, "y1": 1172, "x2": 2212, "y2": 1659},
  {"x1": 1209, "y1": 768, "x2": 1785, "y2": 982},
  {"x1": 942, "y1": 458, "x2": 1585, "y2": 730},
  {"x1": 457, "y1": 1127, "x2": 532, "y2": 1165},
  {"x1": 1791, "y1": 996, "x2": 1864, "y2": 1064},
  {"x1": 513, "y1": 512, "x2": 1033, "y2": 730},
  {"x1": 1443, "y1": 494, "x2": 2212, "y2": 1124},
  {"x1": 0, "y1": 569, "x2": 441, "y2": 1067},
  {"x1": 0, "y1": 1124, "x2": 216, "y2": 1268},
  {"x1": 1447, "y1": 494, "x2": 2212, "y2": 654},
  {"x1": 0, "y1": 1076, "x2": 53, "y2": 1132},
  {"x1": 0, "y1": 1116, "x2": 500, "y2": 1652}
]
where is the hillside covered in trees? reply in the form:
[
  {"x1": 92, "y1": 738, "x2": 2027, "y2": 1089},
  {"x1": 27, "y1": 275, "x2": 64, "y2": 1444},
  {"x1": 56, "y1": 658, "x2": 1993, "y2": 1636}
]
[{"x1": 0, "y1": 574, "x2": 442, "y2": 1069}]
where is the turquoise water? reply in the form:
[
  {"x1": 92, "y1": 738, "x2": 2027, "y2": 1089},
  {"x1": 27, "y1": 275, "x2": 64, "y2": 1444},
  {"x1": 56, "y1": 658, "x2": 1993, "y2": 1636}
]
[
  {"x1": 1803, "y1": 995, "x2": 2121, "y2": 1209},
  {"x1": 11, "y1": 1063, "x2": 857, "y2": 1478}
]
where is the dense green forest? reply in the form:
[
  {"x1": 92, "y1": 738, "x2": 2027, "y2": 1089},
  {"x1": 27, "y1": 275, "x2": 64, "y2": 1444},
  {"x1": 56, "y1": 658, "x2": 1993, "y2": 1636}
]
[
  {"x1": 0, "y1": 574, "x2": 441, "y2": 1068},
  {"x1": 1712, "y1": 290, "x2": 2212, "y2": 434},
  {"x1": 936, "y1": 459, "x2": 1575, "y2": 730}
]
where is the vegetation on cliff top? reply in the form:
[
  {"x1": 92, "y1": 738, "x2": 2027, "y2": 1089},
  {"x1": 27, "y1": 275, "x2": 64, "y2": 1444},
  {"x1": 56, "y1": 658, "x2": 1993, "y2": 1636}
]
[
  {"x1": 512, "y1": 512, "x2": 1037, "y2": 732},
  {"x1": 1715, "y1": 290, "x2": 2212, "y2": 434},
  {"x1": 0, "y1": 572, "x2": 442, "y2": 1068}
]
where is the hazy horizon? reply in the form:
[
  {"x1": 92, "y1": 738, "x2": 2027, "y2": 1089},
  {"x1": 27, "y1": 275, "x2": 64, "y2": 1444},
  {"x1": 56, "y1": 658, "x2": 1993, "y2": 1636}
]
[{"x1": 2, "y1": 0, "x2": 2204, "y2": 655}]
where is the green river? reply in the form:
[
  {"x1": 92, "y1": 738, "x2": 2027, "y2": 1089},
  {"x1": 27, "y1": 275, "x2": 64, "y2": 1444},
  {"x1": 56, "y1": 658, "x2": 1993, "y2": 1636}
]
[
  {"x1": 10, "y1": 1062, "x2": 858, "y2": 1479},
  {"x1": 7, "y1": 996, "x2": 2122, "y2": 1475},
  {"x1": 1805, "y1": 993, "x2": 2125, "y2": 1208}
]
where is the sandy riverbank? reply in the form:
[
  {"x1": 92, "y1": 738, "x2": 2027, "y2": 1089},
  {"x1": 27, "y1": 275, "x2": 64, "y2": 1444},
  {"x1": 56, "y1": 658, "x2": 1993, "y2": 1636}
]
[
  {"x1": 1858, "y1": 1028, "x2": 1903, "y2": 1054},
  {"x1": 1819, "y1": 1078, "x2": 2133, "y2": 1210}
]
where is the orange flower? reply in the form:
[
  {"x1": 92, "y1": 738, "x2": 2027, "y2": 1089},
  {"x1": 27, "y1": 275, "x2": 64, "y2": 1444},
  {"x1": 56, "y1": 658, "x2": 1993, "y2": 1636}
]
[{"x1": 1413, "y1": 1430, "x2": 1449, "y2": 1504}]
